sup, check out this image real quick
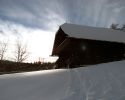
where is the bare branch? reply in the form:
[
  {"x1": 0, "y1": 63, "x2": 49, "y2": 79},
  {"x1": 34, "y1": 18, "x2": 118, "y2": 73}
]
[
  {"x1": 0, "y1": 41, "x2": 8, "y2": 60},
  {"x1": 14, "y1": 40, "x2": 29, "y2": 62},
  {"x1": 110, "y1": 23, "x2": 119, "y2": 29}
]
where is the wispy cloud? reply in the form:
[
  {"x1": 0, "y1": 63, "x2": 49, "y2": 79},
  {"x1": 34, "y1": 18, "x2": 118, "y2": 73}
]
[
  {"x1": 0, "y1": 19, "x2": 55, "y2": 62},
  {"x1": 0, "y1": 0, "x2": 66, "y2": 31},
  {"x1": 0, "y1": 0, "x2": 125, "y2": 30}
]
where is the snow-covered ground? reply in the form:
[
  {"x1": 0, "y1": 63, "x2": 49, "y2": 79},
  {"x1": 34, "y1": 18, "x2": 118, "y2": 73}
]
[{"x1": 0, "y1": 60, "x2": 125, "y2": 100}]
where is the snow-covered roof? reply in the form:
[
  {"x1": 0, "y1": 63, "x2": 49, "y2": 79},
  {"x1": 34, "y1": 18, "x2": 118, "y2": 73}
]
[{"x1": 61, "y1": 23, "x2": 125, "y2": 43}]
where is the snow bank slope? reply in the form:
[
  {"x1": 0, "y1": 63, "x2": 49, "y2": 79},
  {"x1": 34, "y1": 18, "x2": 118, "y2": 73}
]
[{"x1": 0, "y1": 60, "x2": 125, "y2": 100}]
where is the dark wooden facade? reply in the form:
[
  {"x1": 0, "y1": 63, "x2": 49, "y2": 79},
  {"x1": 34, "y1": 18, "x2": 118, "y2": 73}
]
[{"x1": 52, "y1": 26, "x2": 125, "y2": 68}]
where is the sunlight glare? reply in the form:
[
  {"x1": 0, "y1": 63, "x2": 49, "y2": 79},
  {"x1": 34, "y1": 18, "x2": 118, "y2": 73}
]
[{"x1": 24, "y1": 30, "x2": 56, "y2": 62}]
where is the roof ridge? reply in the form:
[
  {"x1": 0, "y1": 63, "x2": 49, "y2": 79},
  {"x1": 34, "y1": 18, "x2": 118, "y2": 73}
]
[{"x1": 60, "y1": 23, "x2": 125, "y2": 43}]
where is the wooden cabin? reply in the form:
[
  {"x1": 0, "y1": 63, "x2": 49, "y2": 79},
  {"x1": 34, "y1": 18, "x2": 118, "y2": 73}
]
[{"x1": 52, "y1": 23, "x2": 125, "y2": 68}]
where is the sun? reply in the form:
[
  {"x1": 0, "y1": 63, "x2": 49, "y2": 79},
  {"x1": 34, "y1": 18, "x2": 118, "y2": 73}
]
[{"x1": 23, "y1": 30, "x2": 57, "y2": 62}]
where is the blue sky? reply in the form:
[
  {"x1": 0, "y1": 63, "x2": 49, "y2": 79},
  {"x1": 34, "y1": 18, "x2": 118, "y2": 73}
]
[{"x1": 0, "y1": 0, "x2": 125, "y2": 62}]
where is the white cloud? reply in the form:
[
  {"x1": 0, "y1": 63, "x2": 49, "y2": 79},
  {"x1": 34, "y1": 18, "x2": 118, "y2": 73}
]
[{"x1": 0, "y1": 19, "x2": 56, "y2": 62}]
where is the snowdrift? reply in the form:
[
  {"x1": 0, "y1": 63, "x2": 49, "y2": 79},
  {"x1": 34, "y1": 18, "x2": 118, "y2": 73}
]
[{"x1": 0, "y1": 60, "x2": 125, "y2": 100}]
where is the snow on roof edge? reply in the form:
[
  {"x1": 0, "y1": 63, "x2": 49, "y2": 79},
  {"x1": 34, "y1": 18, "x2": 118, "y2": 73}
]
[{"x1": 60, "y1": 23, "x2": 125, "y2": 44}]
